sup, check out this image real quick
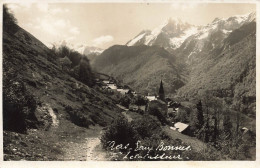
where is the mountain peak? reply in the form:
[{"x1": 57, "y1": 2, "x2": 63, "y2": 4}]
[{"x1": 212, "y1": 17, "x2": 222, "y2": 23}]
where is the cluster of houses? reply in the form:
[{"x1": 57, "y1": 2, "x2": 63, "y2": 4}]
[
  {"x1": 96, "y1": 78, "x2": 190, "y2": 134},
  {"x1": 96, "y1": 79, "x2": 135, "y2": 96}
]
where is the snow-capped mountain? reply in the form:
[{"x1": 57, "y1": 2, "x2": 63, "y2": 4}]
[
  {"x1": 178, "y1": 12, "x2": 256, "y2": 61},
  {"x1": 127, "y1": 12, "x2": 256, "y2": 54},
  {"x1": 81, "y1": 46, "x2": 104, "y2": 55},
  {"x1": 126, "y1": 18, "x2": 198, "y2": 50},
  {"x1": 50, "y1": 40, "x2": 104, "y2": 56}
]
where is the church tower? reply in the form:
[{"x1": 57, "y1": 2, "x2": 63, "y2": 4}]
[{"x1": 158, "y1": 79, "x2": 165, "y2": 101}]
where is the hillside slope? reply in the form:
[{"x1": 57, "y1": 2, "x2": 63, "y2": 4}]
[
  {"x1": 3, "y1": 24, "x2": 120, "y2": 133},
  {"x1": 177, "y1": 22, "x2": 256, "y2": 117},
  {"x1": 92, "y1": 45, "x2": 186, "y2": 95}
]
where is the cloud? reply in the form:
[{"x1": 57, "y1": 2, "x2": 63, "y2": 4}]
[
  {"x1": 69, "y1": 27, "x2": 80, "y2": 35},
  {"x1": 93, "y1": 35, "x2": 114, "y2": 46},
  {"x1": 34, "y1": 17, "x2": 57, "y2": 35},
  {"x1": 7, "y1": 3, "x2": 78, "y2": 49},
  {"x1": 7, "y1": 3, "x2": 32, "y2": 12},
  {"x1": 7, "y1": 4, "x2": 19, "y2": 11},
  {"x1": 54, "y1": 19, "x2": 69, "y2": 28},
  {"x1": 36, "y1": 3, "x2": 48, "y2": 12},
  {"x1": 50, "y1": 8, "x2": 69, "y2": 15},
  {"x1": 31, "y1": 15, "x2": 78, "y2": 37},
  {"x1": 171, "y1": 3, "x2": 199, "y2": 10}
]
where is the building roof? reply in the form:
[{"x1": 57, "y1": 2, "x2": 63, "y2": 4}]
[
  {"x1": 117, "y1": 89, "x2": 129, "y2": 94},
  {"x1": 146, "y1": 96, "x2": 157, "y2": 101},
  {"x1": 174, "y1": 122, "x2": 189, "y2": 133},
  {"x1": 107, "y1": 84, "x2": 117, "y2": 90}
]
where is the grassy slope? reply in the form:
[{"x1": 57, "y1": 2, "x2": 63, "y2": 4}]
[{"x1": 3, "y1": 25, "x2": 121, "y2": 160}]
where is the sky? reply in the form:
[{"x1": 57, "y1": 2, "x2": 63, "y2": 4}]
[{"x1": 7, "y1": 2, "x2": 256, "y2": 49}]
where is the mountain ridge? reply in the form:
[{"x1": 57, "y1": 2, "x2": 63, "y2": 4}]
[{"x1": 126, "y1": 12, "x2": 255, "y2": 54}]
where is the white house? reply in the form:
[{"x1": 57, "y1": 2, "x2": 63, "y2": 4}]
[
  {"x1": 103, "y1": 80, "x2": 110, "y2": 84},
  {"x1": 117, "y1": 89, "x2": 129, "y2": 95},
  {"x1": 174, "y1": 122, "x2": 189, "y2": 133},
  {"x1": 107, "y1": 84, "x2": 117, "y2": 90},
  {"x1": 146, "y1": 96, "x2": 157, "y2": 101}
]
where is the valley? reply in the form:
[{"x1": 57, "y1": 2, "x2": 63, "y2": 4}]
[{"x1": 2, "y1": 4, "x2": 256, "y2": 161}]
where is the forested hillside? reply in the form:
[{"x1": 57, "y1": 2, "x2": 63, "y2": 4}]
[
  {"x1": 93, "y1": 45, "x2": 186, "y2": 95},
  {"x1": 177, "y1": 22, "x2": 256, "y2": 118}
]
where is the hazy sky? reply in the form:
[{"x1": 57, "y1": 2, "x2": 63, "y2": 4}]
[{"x1": 7, "y1": 2, "x2": 256, "y2": 49}]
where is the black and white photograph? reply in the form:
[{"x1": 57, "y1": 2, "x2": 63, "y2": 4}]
[{"x1": 1, "y1": 0, "x2": 258, "y2": 164}]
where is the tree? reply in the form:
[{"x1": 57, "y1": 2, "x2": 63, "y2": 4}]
[
  {"x1": 120, "y1": 95, "x2": 131, "y2": 108},
  {"x1": 59, "y1": 56, "x2": 72, "y2": 72},
  {"x1": 196, "y1": 100, "x2": 204, "y2": 129},
  {"x1": 78, "y1": 57, "x2": 95, "y2": 86},
  {"x1": 134, "y1": 95, "x2": 148, "y2": 106},
  {"x1": 56, "y1": 45, "x2": 70, "y2": 58},
  {"x1": 223, "y1": 115, "x2": 233, "y2": 139},
  {"x1": 3, "y1": 4, "x2": 18, "y2": 33},
  {"x1": 204, "y1": 116, "x2": 210, "y2": 143}
]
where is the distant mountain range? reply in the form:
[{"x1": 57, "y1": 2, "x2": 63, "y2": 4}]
[
  {"x1": 51, "y1": 40, "x2": 104, "y2": 56},
  {"x1": 92, "y1": 12, "x2": 256, "y2": 116},
  {"x1": 126, "y1": 18, "x2": 198, "y2": 50},
  {"x1": 126, "y1": 12, "x2": 255, "y2": 56}
]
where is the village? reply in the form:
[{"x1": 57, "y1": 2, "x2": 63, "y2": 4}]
[{"x1": 94, "y1": 74, "x2": 190, "y2": 135}]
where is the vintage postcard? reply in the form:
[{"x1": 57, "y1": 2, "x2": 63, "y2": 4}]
[{"x1": 1, "y1": 0, "x2": 259, "y2": 167}]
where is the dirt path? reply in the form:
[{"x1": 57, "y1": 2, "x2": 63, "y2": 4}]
[
  {"x1": 46, "y1": 103, "x2": 59, "y2": 127},
  {"x1": 60, "y1": 130, "x2": 108, "y2": 161},
  {"x1": 85, "y1": 137, "x2": 107, "y2": 161}
]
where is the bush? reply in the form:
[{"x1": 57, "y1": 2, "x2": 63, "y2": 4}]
[
  {"x1": 53, "y1": 45, "x2": 95, "y2": 87},
  {"x1": 134, "y1": 95, "x2": 148, "y2": 106},
  {"x1": 148, "y1": 105, "x2": 167, "y2": 125},
  {"x1": 101, "y1": 116, "x2": 139, "y2": 151},
  {"x1": 131, "y1": 115, "x2": 161, "y2": 139},
  {"x1": 65, "y1": 106, "x2": 93, "y2": 128},
  {"x1": 120, "y1": 95, "x2": 131, "y2": 108},
  {"x1": 3, "y1": 81, "x2": 38, "y2": 133}
]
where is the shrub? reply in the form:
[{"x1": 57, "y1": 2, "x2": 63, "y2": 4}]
[
  {"x1": 65, "y1": 106, "x2": 93, "y2": 128},
  {"x1": 131, "y1": 115, "x2": 161, "y2": 139},
  {"x1": 134, "y1": 95, "x2": 148, "y2": 106},
  {"x1": 53, "y1": 45, "x2": 95, "y2": 87},
  {"x1": 78, "y1": 57, "x2": 95, "y2": 86},
  {"x1": 3, "y1": 80, "x2": 38, "y2": 133},
  {"x1": 101, "y1": 116, "x2": 139, "y2": 151},
  {"x1": 148, "y1": 105, "x2": 167, "y2": 125},
  {"x1": 120, "y1": 95, "x2": 131, "y2": 108}
]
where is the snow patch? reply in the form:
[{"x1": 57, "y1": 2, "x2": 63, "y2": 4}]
[
  {"x1": 144, "y1": 21, "x2": 168, "y2": 45},
  {"x1": 127, "y1": 32, "x2": 146, "y2": 46},
  {"x1": 197, "y1": 31, "x2": 209, "y2": 40},
  {"x1": 222, "y1": 29, "x2": 232, "y2": 34},
  {"x1": 170, "y1": 27, "x2": 198, "y2": 49}
]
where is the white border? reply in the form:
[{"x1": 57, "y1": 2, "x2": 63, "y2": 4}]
[{"x1": 0, "y1": 0, "x2": 259, "y2": 168}]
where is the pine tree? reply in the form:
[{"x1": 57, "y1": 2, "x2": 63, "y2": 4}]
[
  {"x1": 158, "y1": 80, "x2": 165, "y2": 101},
  {"x1": 223, "y1": 115, "x2": 232, "y2": 139},
  {"x1": 196, "y1": 100, "x2": 204, "y2": 129}
]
